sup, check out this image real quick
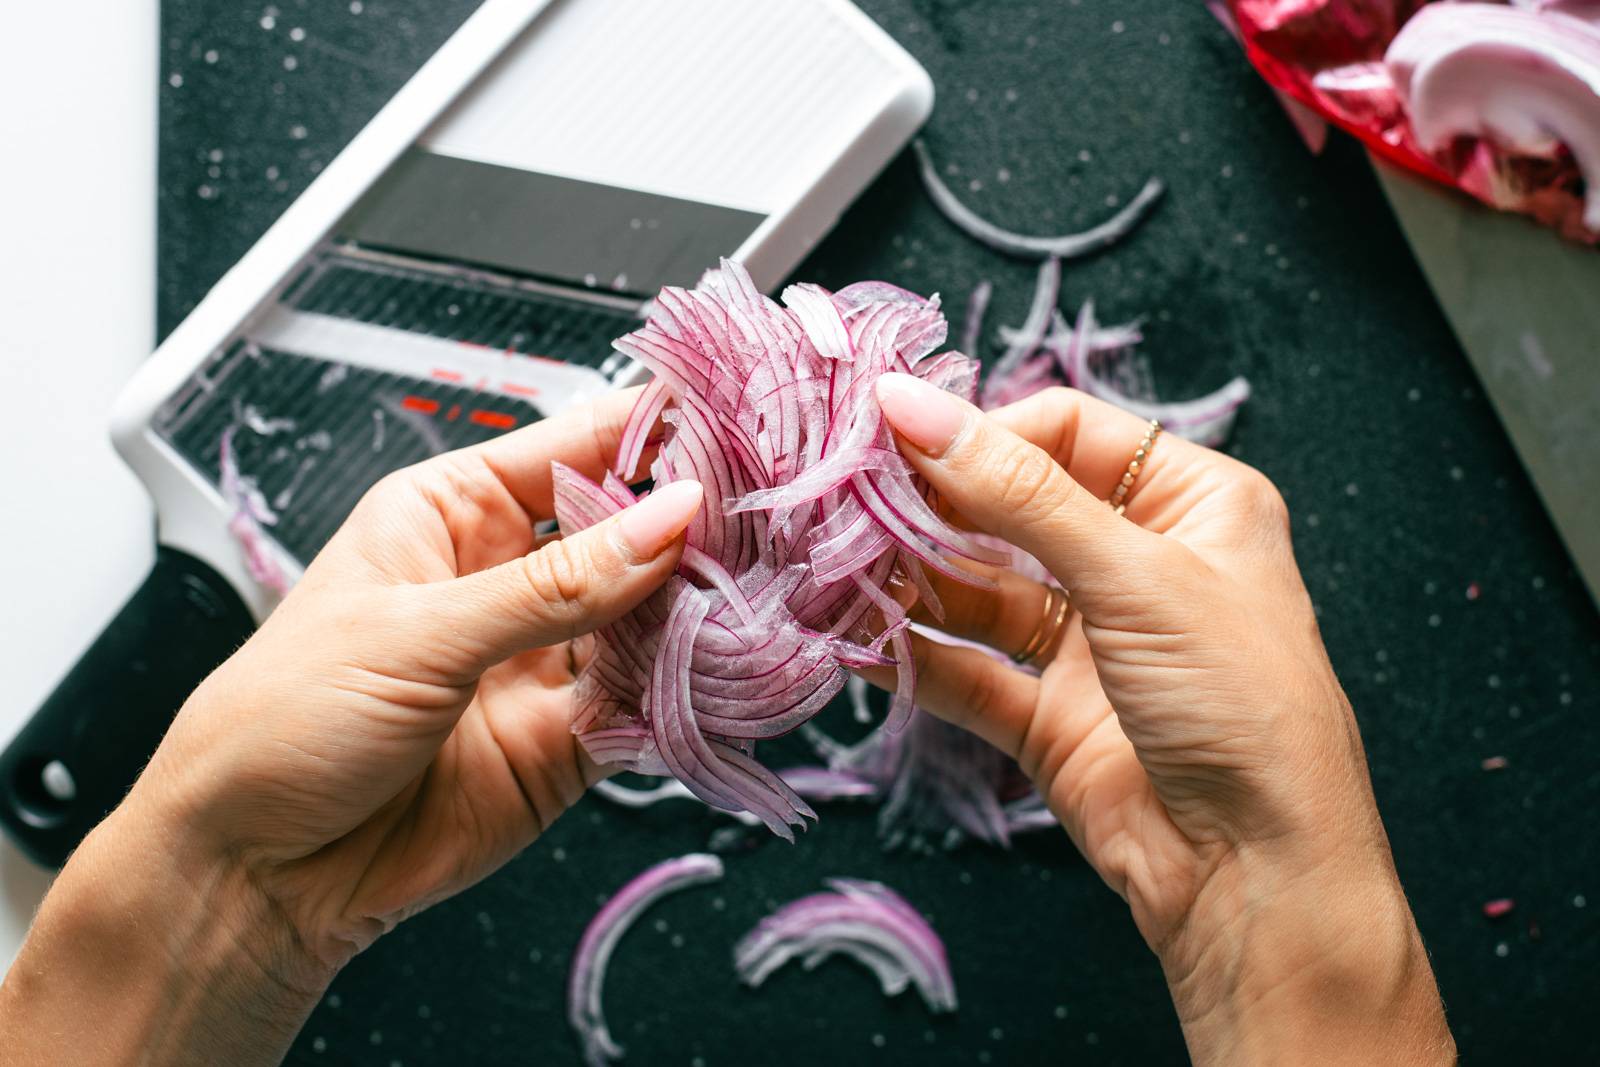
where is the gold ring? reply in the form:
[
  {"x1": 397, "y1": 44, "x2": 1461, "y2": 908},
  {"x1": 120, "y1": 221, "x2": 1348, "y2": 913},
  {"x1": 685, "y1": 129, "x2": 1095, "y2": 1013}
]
[
  {"x1": 1013, "y1": 584, "x2": 1071, "y2": 666},
  {"x1": 1109, "y1": 419, "x2": 1162, "y2": 517}
]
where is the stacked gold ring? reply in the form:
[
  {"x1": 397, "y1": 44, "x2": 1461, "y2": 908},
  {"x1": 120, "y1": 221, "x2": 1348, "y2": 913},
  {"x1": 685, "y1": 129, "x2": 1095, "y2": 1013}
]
[
  {"x1": 1013, "y1": 585, "x2": 1071, "y2": 666},
  {"x1": 1109, "y1": 419, "x2": 1162, "y2": 516}
]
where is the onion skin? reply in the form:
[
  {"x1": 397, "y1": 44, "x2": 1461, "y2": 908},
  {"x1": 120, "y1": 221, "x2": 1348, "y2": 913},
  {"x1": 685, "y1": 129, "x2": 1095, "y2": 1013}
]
[{"x1": 218, "y1": 427, "x2": 291, "y2": 596}]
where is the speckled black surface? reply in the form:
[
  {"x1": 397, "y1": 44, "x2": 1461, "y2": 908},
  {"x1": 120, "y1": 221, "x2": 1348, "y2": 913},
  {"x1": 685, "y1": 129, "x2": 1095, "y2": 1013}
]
[{"x1": 160, "y1": 2, "x2": 1600, "y2": 1063}]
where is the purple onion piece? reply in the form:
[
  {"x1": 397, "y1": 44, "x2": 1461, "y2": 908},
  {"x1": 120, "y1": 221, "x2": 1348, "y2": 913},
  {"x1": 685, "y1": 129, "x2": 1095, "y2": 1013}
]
[
  {"x1": 958, "y1": 280, "x2": 993, "y2": 358},
  {"x1": 734, "y1": 878, "x2": 957, "y2": 1014},
  {"x1": 572, "y1": 261, "x2": 996, "y2": 833},
  {"x1": 218, "y1": 427, "x2": 291, "y2": 596},
  {"x1": 592, "y1": 765, "x2": 876, "y2": 828},
  {"x1": 1062, "y1": 299, "x2": 1251, "y2": 447},
  {"x1": 914, "y1": 139, "x2": 1164, "y2": 261},
  {"x1": 568, "y1": 853, "x2": 724, "y2": 1067},
  {"x1": 1004, "y1": 794, "x2": 1060, "y2": 835},
  {"x1": 983, "y1": 256, "x2": 1060, "y2": 404}
]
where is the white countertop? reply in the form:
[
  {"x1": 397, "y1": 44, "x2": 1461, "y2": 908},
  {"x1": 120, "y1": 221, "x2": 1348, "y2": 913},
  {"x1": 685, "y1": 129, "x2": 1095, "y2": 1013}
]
[{"x1": 0, "y1": 0, "x2": 159, "y2": 971}]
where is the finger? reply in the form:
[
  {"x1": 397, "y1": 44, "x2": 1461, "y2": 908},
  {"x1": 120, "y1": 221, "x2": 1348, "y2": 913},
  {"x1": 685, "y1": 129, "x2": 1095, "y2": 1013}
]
[
  {"x1": 858, "y1": 632, "x2": 1038, "y2": 761},
  {"x1": 986, "y1": 387, "x2": 1187, "y2": 515},
  {"x1": 403, "y1": 480, "x2": 702, "y2": 678},
  {"x1": 874, "y1": 373, "x2": 1183, "y2": 621},
  {"x1": 908, "y1": 562, "x2": 1071, "y2": 666},
  {"x1": 449, "y1": 386, "x2": 652, "y2": 522}
]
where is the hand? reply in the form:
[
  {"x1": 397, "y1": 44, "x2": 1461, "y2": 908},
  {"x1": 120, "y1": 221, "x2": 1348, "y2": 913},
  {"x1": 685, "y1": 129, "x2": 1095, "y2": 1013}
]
[
  {"x1": 0, "y1": 390, "x2": 702, "y2": 1064},
  {"x1": 872, "y1": 374, "x2": 1453, "y2": 1065}
]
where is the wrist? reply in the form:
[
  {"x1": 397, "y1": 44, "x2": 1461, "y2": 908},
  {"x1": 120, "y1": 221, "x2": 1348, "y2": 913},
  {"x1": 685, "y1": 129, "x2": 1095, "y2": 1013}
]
[
  {"x1": 0, "y1": 794, "x2": 335, "y2": 1065},
  {"x1": 1159, "y1": 854, "x2": 1454, "y2": 1065}
]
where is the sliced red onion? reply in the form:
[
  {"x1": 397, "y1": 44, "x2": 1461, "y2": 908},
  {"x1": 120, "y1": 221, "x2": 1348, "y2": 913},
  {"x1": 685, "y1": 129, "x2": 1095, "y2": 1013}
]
[
  {"x1": 998, "y1": 310, "x2": 1144, "y2": 359},
  {"x1": 592, "y1": 766, "x2": 877, "y2": 828},
  {"x1": 913, "y1": 139, "x2": 1164, "y2": 260},
  {"x1": 613, "y1": 377, "x2": 668, "y2": 480},
  {"x1": 1060, "y1": 299, "x2": 1251, "y2": 448},
  {"x1": 568, "y1": 261, "x2": 996, "y2": 833},
  {"x1": 218, "y1": 427, "x2": 291, "y2": 596},
  {"x1": 568, "y1": 853, "x2": 724, "y2": 1067},
  {"x1": 958, "y1": 280, "x2": 992, "y2": 359},
  {"x1": 807, "y1": 708, "x2": 1028, "y2": 850},
  {"x1": 1388, "y1": 2, "x2": 1600, "y2": 231},
  {"x1": 982, "y1": 257, "x2": 1060, "y2": 406},
  {"x1": 734, "y1": 878, "x2": 957, "y2": 1014},
  {"x1": 1003, "y1": 793, "x2": 1059, "y2": 836}
]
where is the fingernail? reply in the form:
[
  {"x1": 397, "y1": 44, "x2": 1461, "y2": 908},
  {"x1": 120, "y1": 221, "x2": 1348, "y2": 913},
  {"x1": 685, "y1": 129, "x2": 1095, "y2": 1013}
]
[
  {"x1": 617, "y1": 480, "x2": 703, "y2": 560},
  {"x1": 875, "y1": 373, "x2": 969, "y2": 456}
]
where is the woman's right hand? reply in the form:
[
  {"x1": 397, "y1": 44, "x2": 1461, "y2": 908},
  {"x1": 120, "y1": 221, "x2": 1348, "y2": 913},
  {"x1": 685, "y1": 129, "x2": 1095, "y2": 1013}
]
[{"x1": 872, "y1": 374, "x2": 1454, "y2": 1065}]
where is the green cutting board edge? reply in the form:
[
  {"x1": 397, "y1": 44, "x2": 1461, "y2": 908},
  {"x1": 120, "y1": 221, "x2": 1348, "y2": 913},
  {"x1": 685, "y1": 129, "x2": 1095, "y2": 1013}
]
[{"x1": 1376, "y1": 158, "x2": 1600, "y2": 604}]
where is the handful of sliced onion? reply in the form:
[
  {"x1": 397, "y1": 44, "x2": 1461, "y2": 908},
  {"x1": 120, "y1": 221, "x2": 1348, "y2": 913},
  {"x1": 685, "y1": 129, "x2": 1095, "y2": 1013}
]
[{"x1": 561, "y1": 260, "x2": 1000, "y2": 838}]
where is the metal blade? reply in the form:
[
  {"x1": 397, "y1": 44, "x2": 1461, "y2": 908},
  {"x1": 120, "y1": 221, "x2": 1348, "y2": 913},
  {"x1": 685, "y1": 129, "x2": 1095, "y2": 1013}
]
[{"x1": 1374, "y1": 156, "x2": 1600, "y2": 605}]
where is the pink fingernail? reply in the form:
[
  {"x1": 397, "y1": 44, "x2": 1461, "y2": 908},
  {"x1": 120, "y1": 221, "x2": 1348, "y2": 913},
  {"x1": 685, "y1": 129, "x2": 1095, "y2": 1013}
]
[
  {"x1": 875, "y1": 373, "x2": 970, "y2": 456},
  {"x1": 617, "y1": 480, "x2": 703, "y2": 560}
]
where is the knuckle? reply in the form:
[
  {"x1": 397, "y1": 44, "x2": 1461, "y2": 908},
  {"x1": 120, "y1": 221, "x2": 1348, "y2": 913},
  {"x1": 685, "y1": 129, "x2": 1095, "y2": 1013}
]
[
  {"x1": 983, "y1": 440, "x2": 1070, "y2": 522},
  {"x1": 362, "y1": 469, "x2": 418, "y2": 511},
  {"x1": 1237, "y1": 467, "x2": 1290, "y2": 529},
  {"x1": 519, "y1": 540, "x2": 594, "y2": 629}
]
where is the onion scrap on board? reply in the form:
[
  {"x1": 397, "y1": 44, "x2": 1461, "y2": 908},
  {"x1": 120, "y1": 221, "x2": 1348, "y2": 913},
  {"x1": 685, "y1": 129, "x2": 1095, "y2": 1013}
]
[
  {"x1": 567, "y1": 853, "x2": 725, "y2": 1067},
  {"x1": 734, "y1": 878, "x2": 958, "y2": 1014}
]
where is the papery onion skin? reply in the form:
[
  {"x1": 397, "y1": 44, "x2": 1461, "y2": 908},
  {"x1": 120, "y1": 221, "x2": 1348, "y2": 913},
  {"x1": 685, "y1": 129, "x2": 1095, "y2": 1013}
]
[
  {"x1": 568, "y1": 854, "x2": 724, "y2": 1067},
  {"x1": 734, "y1": 878, "x2": 958, "y2": 1014},
  {"x1": 567, "y1": 260, "x2": 994, "y2": 835}
]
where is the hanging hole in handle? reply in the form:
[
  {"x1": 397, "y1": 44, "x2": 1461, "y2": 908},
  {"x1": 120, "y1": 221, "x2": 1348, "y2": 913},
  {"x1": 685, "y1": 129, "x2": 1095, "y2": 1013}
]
[{"x1": 8, "y1": 756, "x2": 76, "y2": 829}]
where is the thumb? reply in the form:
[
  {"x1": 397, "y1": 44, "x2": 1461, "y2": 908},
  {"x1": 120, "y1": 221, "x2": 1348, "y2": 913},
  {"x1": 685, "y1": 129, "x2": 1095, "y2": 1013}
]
[
  {"x1": 410, "y1": 480, "x2": 703, "y2": 678},
  {"x1": 874, "y1": 373, "x2": 1180, "y2": 624}
]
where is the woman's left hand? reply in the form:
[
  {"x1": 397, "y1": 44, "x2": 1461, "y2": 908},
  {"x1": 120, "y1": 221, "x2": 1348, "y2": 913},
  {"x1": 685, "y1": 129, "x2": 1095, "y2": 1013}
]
[{"x1": 0, "y1": 389, "x2": 701, "y2": 1064}]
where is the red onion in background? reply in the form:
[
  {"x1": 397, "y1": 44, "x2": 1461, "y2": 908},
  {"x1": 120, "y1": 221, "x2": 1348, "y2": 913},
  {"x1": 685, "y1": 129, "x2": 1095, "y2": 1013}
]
[
  {"x1": 1224, "y1": 0, "x2": 1600, "y2": 242},
  {"x1": 734, "y1": 877, "x2": 958, "y2": 1014},
  {"x1": 567, "y1": 854, "x2": 725, "y2": 1067}
]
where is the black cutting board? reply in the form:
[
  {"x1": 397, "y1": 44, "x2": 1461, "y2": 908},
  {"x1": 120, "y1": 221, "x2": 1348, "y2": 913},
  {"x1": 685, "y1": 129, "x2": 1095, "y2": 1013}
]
[{"x1": 159, "y1": 1, "x2": 1600, "y2": 1062}]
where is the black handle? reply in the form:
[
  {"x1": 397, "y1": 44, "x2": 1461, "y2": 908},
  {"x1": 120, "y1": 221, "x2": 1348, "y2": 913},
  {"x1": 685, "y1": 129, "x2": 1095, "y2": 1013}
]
[{"x1": 0, "y1": 546, "x2": 255, "y2": 868}]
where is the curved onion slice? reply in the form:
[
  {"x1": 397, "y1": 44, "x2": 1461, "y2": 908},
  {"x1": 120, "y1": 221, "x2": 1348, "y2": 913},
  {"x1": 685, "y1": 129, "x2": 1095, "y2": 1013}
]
[
  {"x1": 734, "y1": 878, "x2": 957, "y2": 1014},
  {"x1": 569, "y1": 260, "x2": 994, "y2": 834},
  {"x1": 218, "y1": 427, "x2": 291, "y2": 596},
  {"x1": 568, "y1": 853, "x2": 724, "y2": 1067},
  {"x1": 591, "y1": 766, "x2": 878, "y2": 827},
  {"x1": 806, "y1": 706, "x2": 1038, "y2": 850},
  {"x1": 982, "y1": 257, "x2": 1060, "y2": 406},
  {"x1": 1061, "y1": 299, "x2": 1251, "y2": 448},
  {"x1": 914, "y1": 140, "x2": 1164, "y2": 260},
  {"x1": 959, "y1": 279, "x2": 992, "y2": 359},
  {"x1": 1388, "y1": 2, "x2": 1600, "y2": 230}
]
